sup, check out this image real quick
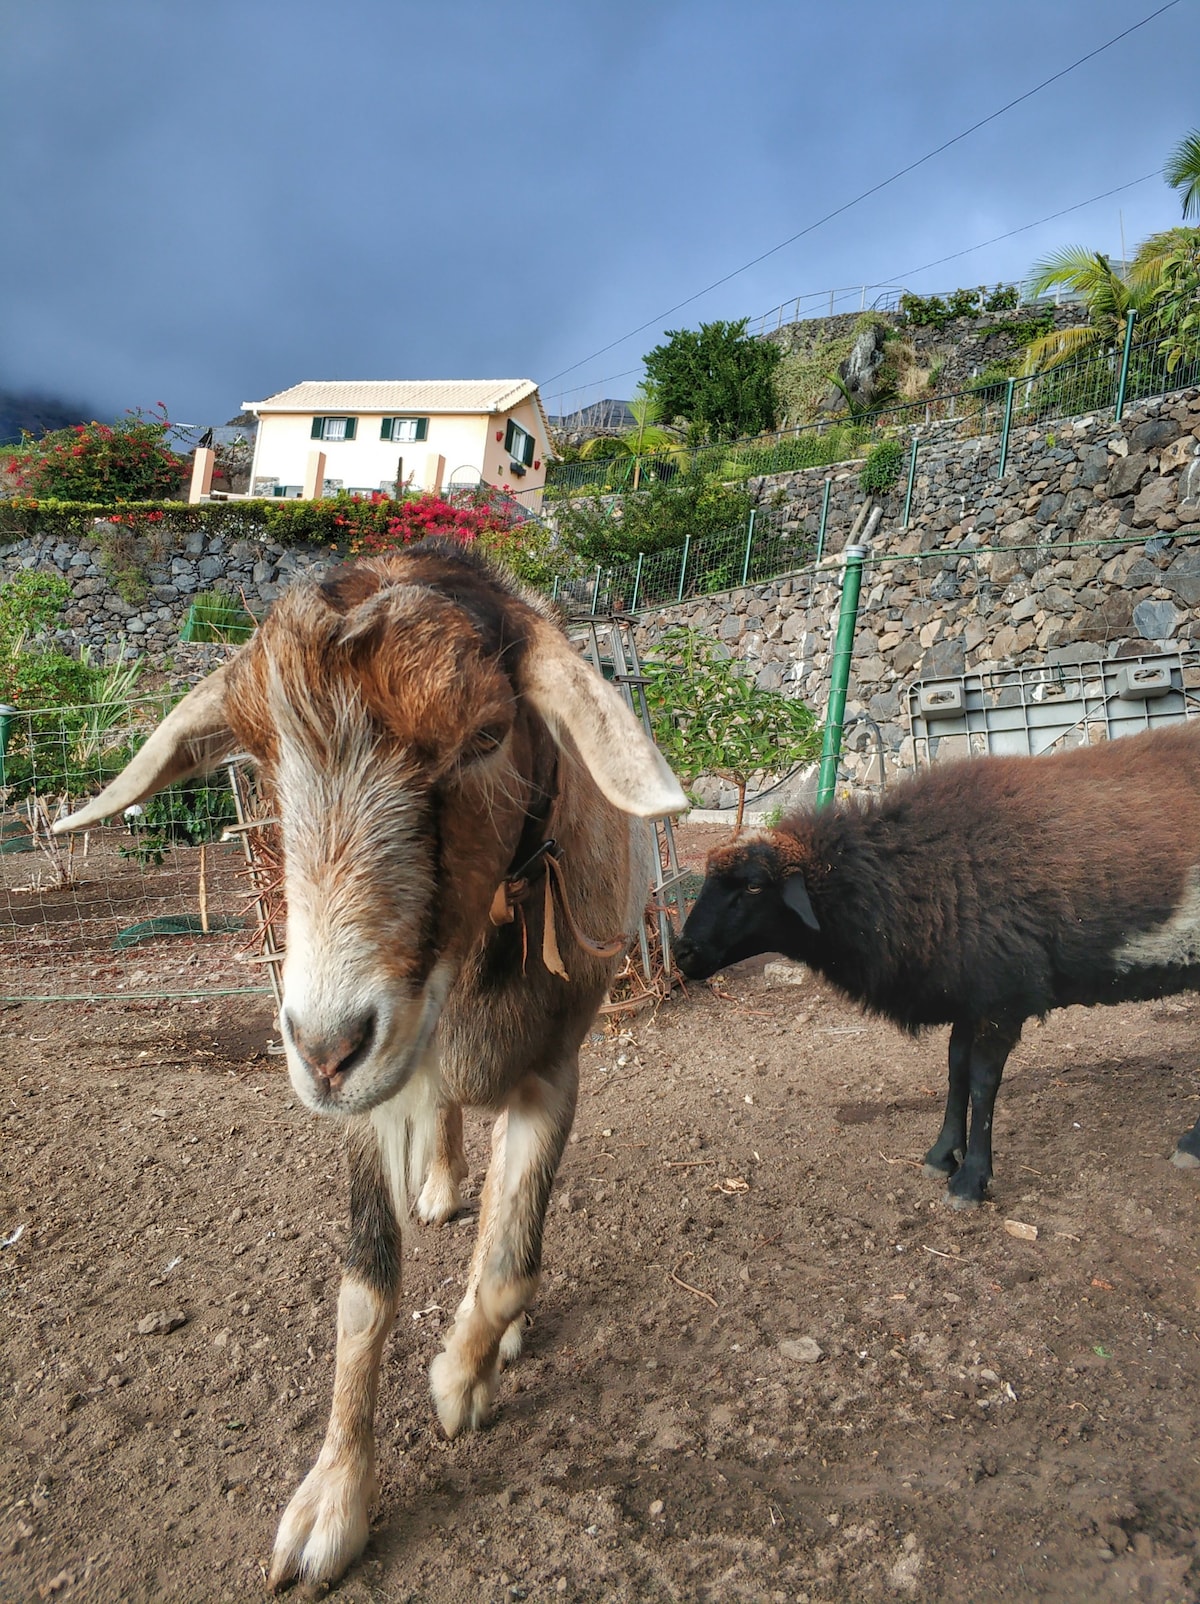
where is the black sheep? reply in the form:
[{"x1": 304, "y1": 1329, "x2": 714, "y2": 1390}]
[{"x1": 674, "y1": 722, "x2": 1200, "y2": 1206}]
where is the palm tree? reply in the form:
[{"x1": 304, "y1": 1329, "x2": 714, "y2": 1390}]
[
  {"x1": 1019, "y1": 248, "x2": 1144, "y2": 371},
  {"x1": 577, "y1": 384, "x2": 689, "y2": 485},
  {"x1": 1165, "y1": 128, "x2": 1200, "y2": 222}
]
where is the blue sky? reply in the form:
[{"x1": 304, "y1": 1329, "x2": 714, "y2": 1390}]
[{"x1": 2, "y1": 0, "x2": 1198, "y2": 428}]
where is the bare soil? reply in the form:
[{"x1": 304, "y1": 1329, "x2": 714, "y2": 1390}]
[{"x1": 4, "y1": 824, "x2": 1200, "y2": 1603}]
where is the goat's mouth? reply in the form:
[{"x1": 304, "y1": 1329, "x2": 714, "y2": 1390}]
[{"x1": 282, "y1": 966, "x2": 451, "y2": 1117}]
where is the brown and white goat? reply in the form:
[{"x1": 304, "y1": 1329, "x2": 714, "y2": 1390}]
[{"x1": 55, "y1": 541, "x2": 685, "y2": 1589}]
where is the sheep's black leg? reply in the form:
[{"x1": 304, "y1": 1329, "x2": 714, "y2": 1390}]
[
  {"x1": 1171, "y1": 1111, "x2": 1200, "y2": 1168},
  {"x1": 922, "y1": 1018, "x2": 973, "y2": 1178},
  {"x1": 945, "y1": 1019, "x2": 1021, "y2": 1209}
]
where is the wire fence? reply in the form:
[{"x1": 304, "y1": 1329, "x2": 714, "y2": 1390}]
[
  {"x1": 538, "y1": 326, "x2": 1200, "y2": 614},
  {"x1": 545, "y1": 329, "x2": 1200, "y2": 505},
  {"x1": 553, "y1": 504, "x2": 819, "y2": 616},
  {"x1": 0, "y1": 697, "x2": 280, "y2": 1003}
]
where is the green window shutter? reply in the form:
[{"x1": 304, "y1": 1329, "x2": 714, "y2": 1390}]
[
  {"x1": 504, "y1": 418, "x2": 516, "y2": 455},
  {"x1": 380, "y1": 418, "x2": 393, "y2": 441},
  {"x1": 415, "y1": 417, "x2": 428, "y2": 442},
  {"x1": 522, "y1": 429, "x2": 535, "y2": 466},
  {"x1": 311, "y1": 417, "x2": 324, "y2": 439},
  {"x1": 344, "y1": 417, "x2": 357, "y2": 440}
]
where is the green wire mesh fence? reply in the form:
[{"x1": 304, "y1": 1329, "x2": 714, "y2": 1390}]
[
  {"x1": 545, "y1": 336, "x2": 1200, "y2": 504},
  {"x1": 540, "y1": 331, "x2": 1200, "y2": 613},
  {"x1": 0, "y1": 696, "x2": 280, "y2": 1003},
  {"x1": 552, "y1": 504, "x2": 820, "y2": 618}
]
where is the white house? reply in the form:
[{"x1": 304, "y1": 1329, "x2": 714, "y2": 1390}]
[{"x1": 240, "y1": 379, "x2": 553, "y2": 505}]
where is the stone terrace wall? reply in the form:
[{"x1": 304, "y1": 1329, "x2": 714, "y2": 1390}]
[
  {"x1": 0, "y1": 529, "x2": 330, "y2": 662},
  {"x1": 633, "y1": 386, "x2": 1200, "y2": 803}
]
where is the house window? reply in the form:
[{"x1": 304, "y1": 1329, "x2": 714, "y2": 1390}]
[
  {"x1": 310, "y1": 416, "x2": 357, "y2": 441},
  {"x1": 504, "y1": 419, "x2": 535, "y2": 469},
  {"x1": 381, "y1": 416, "x2": 429, "y2": 443}
]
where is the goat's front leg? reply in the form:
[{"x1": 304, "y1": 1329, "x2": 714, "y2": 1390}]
[
  {"x1": 429, "y1": 1065, "x2": 576, "y2": 1438},
  {"x1": 922, "y1": 1018, "x2": 973, "y2": 1178},
  {"x1": 269, "y1": 1123, "x2": 401, "y2": 1592},
  {"x1": 416, "y1": 1101, "x2": 469, "y2": 1223},
  {"x1": 945, "y1": 1018, "x2": 1021, "y2": 1209}
]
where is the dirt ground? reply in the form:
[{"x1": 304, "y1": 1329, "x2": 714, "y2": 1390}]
[{"x1": 5, "y1": 824, "x2": 1200, "y2": 1603}]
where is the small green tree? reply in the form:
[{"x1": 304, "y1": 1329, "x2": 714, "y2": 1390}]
[
  {"x1": 643, "y1": 319, "x2": 781, "y2": 442},
  {"x1": 641, "y1": 627, "x2": 821, "y2": 833},
  {"x1": 4, "y1": 403, "x2": 186, "y2": 501}
]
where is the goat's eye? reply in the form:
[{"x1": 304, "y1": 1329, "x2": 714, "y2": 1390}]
[
  {"x1": 744, "y1": 885, "x2": 764, "y2": 896},
  {"x1": 464, "y1": 725, "x2": 507, "y2": 762}
]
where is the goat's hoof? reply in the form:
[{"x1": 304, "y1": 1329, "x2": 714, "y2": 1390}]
[
  {"x1": 922, "y1": 1160, "x2": 956, "y2": 1179},
  {"x1": 268, "y1": 1456, "x2": 374, "y2": 1592},
  {"x1": 430, "y1": 1348, "x2": 497, "y2": 1438},
  {"x1": 416, "y1": 1167, "x2": 464, "y2": 1225},
  {"x1": 1171, "y1": 1146, "x2": 1200, "y2": 1169},
  {"x1": 943, "y1": 1190, "x2": 982, "y2": 1211}
]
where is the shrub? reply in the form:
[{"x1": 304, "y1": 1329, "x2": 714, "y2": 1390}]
[
  {"x1": 859, "y1": 438, "x2": 907, "y2": 494},
  {"x1": 897, "y1": 285, "x2": 1018, "y2": 330},
  {"x1": 182, "y1": 589, "x2": 257, "y2": 644},
  {"x1": 0, "y1": 571, "x2": 143, "y2": 801},
  {"x1": 125, "y1": 775, "x2": 238, "y2": 865},
  {"x1": 552, "y1": 478, "x2": 755, "y2": 565},
  {"x1": 4, "y1": 404, "x2": 187, "y2": 501}
]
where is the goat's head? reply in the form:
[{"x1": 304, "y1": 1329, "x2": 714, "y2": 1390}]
[
  {"x1": 56, "y1": 549, "x2": 685, "y2": 1116},
  {"x1": 674, "y1": 833, "x2": 820, "y2": 980}
]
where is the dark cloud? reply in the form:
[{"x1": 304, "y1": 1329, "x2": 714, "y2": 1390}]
[{"x1": 2, "y1": 0, "x2": 1196, "y2": 426}]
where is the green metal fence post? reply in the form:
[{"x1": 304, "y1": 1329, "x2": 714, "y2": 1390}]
[
  {"x1": 1115, "y1": 308, "x2": 1137, "y2": 422},
  {"x1": 997, "y1": 377, "x2": 1015, "y2": 479},
  {"x1": 631, "y1": 552, "x2": 644, "y2": 613},
  {"x1": 816, "y1": 478, "x2": 832, "y2": 562},
  {"x1": 0, "y1": 705, "x2": 14, "y2": 791},
  {"x1": 815, "y1": 545, "x2": 867, "y2": 808},
  {"x1": 677, "y1": 532, "x2": 692, "y2": 603},
  {"x1": 740, "y1": 509, "x2": 756, "y2": 587},
  {"x1": 901, "y1": 435, "x2": 919, "y2": 530},
  {"x1": 591, "y1": 564, "x2": 602, "y2": 614}
]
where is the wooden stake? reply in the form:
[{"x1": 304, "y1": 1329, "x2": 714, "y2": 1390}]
[{"x1": 198, "y1": 843, "x2": 209, "y2": 934}]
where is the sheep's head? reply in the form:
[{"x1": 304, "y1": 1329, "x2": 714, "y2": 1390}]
[
  {"x1": 674, "y1": 833, "x2": 820, "y2": 980},
  {"x1": 56, "y1": 552, "x2": 684, "y2": 1116}
]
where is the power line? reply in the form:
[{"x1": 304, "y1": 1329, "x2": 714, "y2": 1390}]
[
  {"x1": 875, "y1": 171, "x2": 1161, "y2": 287},
  {"x1": 552, "y1": 171, "x2": 1162, "y2": 414},
  {"x1": 542, "y1": 1, "x2": 1179, "y2": 388}
]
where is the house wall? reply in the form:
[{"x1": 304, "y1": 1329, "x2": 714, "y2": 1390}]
[{"x1": 250, "y1": 402, "x2": 548, "y2": 500}]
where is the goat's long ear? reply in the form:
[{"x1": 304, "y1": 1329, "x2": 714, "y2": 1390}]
[
  {"x1": 520, "y1": 623, "x2": 686, "y2": 819},
  {"x1": 52, "y1": 664, "x2": 239, "y2": 833},
  {"x1": 782, "y1": 873, "x2": 820, "y2": 931}
]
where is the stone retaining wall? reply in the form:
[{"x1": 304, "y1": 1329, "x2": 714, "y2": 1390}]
[
  {"x1": 3, "y1": 387, "x2": 1200, "y2": 808},
  {"x1": 634, "y1": 385, "x2": 1200, "y2": 805}
]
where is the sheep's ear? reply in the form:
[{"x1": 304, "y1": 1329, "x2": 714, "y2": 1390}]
[
  {"x1": 519, "y1": 622, "x2": 686, "y2": 819},
  {"x1": 53, "y1": 663, "x2": 239, "y2": 833},
  {"x1": 782, "y1": 873, "x2": 820, "y2": 931}
]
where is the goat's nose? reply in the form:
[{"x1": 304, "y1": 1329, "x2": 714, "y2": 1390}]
[{"x1": 284, "y1": 1010, "x2": 376, "y2": 1085}]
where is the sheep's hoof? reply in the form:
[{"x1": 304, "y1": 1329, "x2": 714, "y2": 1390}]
[{"x1": 1171, "y1": 1146, "x2": 1200, "y2": 1170}]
